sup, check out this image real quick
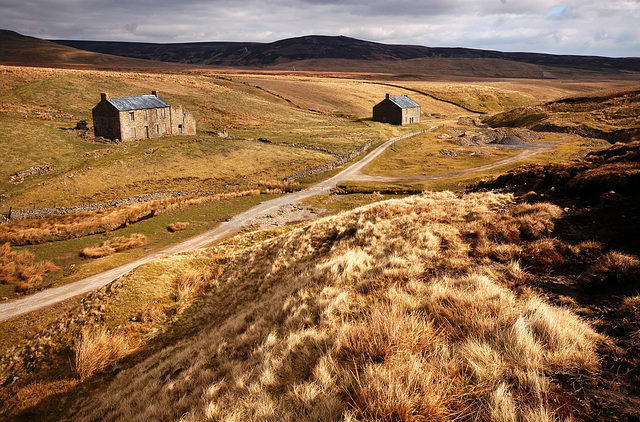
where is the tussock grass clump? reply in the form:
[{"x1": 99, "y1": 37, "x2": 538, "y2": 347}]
[
  {"x1": 167, "y1": 222, "x2": 190, "y2": 232},
  {"x1": 176, "y1": 267, "x2": 212, "y2": 313},
  {"x1": 0, "y1": 242, "x2": 58, "y2": 292},
  {"x1": 620, "y1": 294, "x2": 640, "y2": 310},
  {"x1": 60, "y1": 192, "x2": 601, "y2": 421},
  {"x1": 74, "y1": 327, "x2": 138, "y2": 380},
  {"x1": 582, "y1": 251, "x2": 640, "y2": 287},
  {"x1": 80, "y1": 233, "x2": 147, "y2": 258}
]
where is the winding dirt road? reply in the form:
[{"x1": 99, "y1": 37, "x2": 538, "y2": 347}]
[{"x1": 0, "y1": 129, "x2": 554, "y2": 321}]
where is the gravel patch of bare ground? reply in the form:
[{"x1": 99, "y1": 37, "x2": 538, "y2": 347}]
[{"x1": 243, "y1": 203, "x2": 323, "y2": 231}]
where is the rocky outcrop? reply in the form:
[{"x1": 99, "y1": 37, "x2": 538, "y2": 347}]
[{"x1": 530, "y1": 123, "x2": 640, "y2": 144}]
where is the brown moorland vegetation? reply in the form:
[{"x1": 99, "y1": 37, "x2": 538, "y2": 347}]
[
  {"x1": 167, "y1": 221, "x2": 190, "y2": 232},
  {"x1": 0, "y1": 189, "x2": 611, "y2": 421},
  {"x1": 471, "y1": 141, "x2": 640, "y2": 418},
  {"x1": 0, "y1": 242, "x2": 58, "y2": 292},
  {"x1": 0, "y1": 141, "x2": 637, "y2": 420},
  {"x1": 74, "y1": 326, "x2": 139, "y2": 381},
  {"x1": 80, "y1": 233, "x2": 148, "y2": 258},
  {"x1": 1, "y1": 46, "x2": 640, "y2": 421}
]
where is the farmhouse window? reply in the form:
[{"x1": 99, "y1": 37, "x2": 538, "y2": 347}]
[
  {"x1": 154, "y1": 109, "x2": 158, "y2": 118},
  {"x1": 162, "y1": 123, "x2": 167, "y2": 132},
  {"x1": 161, "y1": 108, "x2": 166, "y2": 118},
  {"x1": 145, "y1": 126, "x2": 149, "y2": 138},
  {"x1": 144, "y1": 110, "x2": 148, "y2": 120},
  {"x1": 129, "y1": 111, "x2": 135, "y2": 121},
  {"x1": 155, "y1": 124, "x2": 159, "y2": 134},
  {"x1": 130, "y1": 127, "x2": 136, "y2": 138}
]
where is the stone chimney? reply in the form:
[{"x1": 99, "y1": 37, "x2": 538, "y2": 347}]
[
  {"x1": 100, "y1": 92, "x2": 109, "y2": 101},
  {"x1": 385, "y1": 93, "x2": 390, "y2": 99},
  {"x1": 152, "y1": 90, "x2": 158, "y2": 96}
]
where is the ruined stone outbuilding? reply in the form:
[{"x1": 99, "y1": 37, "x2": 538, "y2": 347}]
[
  {"x1": 92, "y1": 91, "x2": 196, "y2": 142},
  {"x1": 373, "y1": 94, "x2": 421, "y2": 125}
]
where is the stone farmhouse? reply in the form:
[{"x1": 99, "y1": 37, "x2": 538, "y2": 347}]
[
  {"x1": 92, "y1": 91, "x2": 196, "y2": 141},
  {"x1": 372, "y1": 94, "x2": 421, "y2": 125}
]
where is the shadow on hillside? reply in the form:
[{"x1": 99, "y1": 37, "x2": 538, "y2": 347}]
[{"x1": 470, "y1": 141, "x2": 640, "y2": 419}]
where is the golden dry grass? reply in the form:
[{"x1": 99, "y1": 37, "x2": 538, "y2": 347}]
[
  {"x1": 74, "y1": 326, "x2": 138, "y2": 380},
  {"x1": 167, "y1": 222, "x2": 190, "y2": 232},
  {"x1": 620, "y1": 295, "x2": 640, "y2": 311},
  {"x1": 64, "y1": 191, "x2": 601, "y2": 422},
  {"x1": 0, "y1": 252, "x2": 218, "y2": 417},
  {"x1": 176, "y1": 267, "x2": 212, "y2": 314},
  {"x1": 583, "y1": 251, "x2": 640, "y2": 287},
  {"x1": 80, "y1": 233, "x2": 148, "y2": 258},
  {"x1": 0, "y1": 242, "x2": 58, "y2": 292}
]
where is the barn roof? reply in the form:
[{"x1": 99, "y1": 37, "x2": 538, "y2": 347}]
[
  {"x1": 108, "y1": 95, "x2": 170, "y2": 111},
  {"x1": 389, "y1": 96, "x2": 420, "y2": 109}
]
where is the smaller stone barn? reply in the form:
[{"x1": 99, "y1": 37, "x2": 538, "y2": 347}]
[
  {"x1": 92, "y1": 91, "x2": 196, "y2": 142},
  {"x1": 373, "y1": 94, "x2": 421, "y2": 125}
]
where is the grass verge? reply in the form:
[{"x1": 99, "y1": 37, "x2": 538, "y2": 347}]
[{"x1": 1, "y1": 193, "x2": 281, "y2": 299}]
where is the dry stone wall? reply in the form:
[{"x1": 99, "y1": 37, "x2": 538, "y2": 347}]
[
  {"x1": 285, "y1": 141, "x2": 374, "y2": 181},
  {"x1": 7, "y1": 192, "x2": 194, "y2": 221}
]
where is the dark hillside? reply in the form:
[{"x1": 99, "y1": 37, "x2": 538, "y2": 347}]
[
  {"x1": 53, "y1": 34, "x2": 640, "y2": 73},
  {"x1": 471, "y1": 141, "x2": 640, "y2": 419},
  {"x1": 0, "y1": 30, "x2": 177, "y2": 68}
]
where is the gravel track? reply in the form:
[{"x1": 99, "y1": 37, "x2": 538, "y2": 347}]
[{"x1": 0, "y1": 128, "x2": 553, "y2": 321}]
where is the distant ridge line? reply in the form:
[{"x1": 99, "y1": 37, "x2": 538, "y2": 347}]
[{"x1": 49, "y1": 34, "x2": 640, "y2": 73}]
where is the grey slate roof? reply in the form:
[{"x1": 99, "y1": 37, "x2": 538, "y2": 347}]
[
  {"x1": 389, "y1": 96, "x2": 420, "y2": 109},
  {"x1": 108, "y1": 95, "x2": 170, "y2": 111}
]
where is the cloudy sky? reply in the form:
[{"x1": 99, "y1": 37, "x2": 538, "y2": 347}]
[{"x1": 1, "y1": 0, "x2": 639, "y2": 57}]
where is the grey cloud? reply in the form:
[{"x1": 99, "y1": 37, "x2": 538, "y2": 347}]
[{"x1": 0, "y1": 0, "x2": 638, "y2": 56}]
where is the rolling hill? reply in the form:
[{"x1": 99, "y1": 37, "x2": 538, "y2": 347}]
[
  {"x1": 53, "y1": 34, "x2": 640, "y2": 76},
  {"x1": 1, "y1": 141, "x2": 639, "y2": 420},
  {"x1": 3, "y1": 29, "x2": 640, "y2": 77},
  {"x1": 0, "y1": 30, "x2": 181, "y2": 69}
]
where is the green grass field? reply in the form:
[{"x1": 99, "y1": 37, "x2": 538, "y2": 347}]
[
  {"x1": 359, "y1": 128, "x2": 523, "y2": 177},
  {"x1": 0, "y1": 64, "x2": 634, "y2": 303},
  {"x1": 0, "y1": 193, "x2": 281, "y2": 299},
  {"x1": 0, "y1": 66, "x2": 392, "y2": 212}
]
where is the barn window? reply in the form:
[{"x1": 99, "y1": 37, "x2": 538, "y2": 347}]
[
  {"x1": 155, "y1": 124, "x2": 159, "y2": 134},
  {"x1": 130, "y1": 127, "x2": 136, "y2": 138},
  {"x1": 129, "y1": 111, "x2": 135, "y2": 121}
]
